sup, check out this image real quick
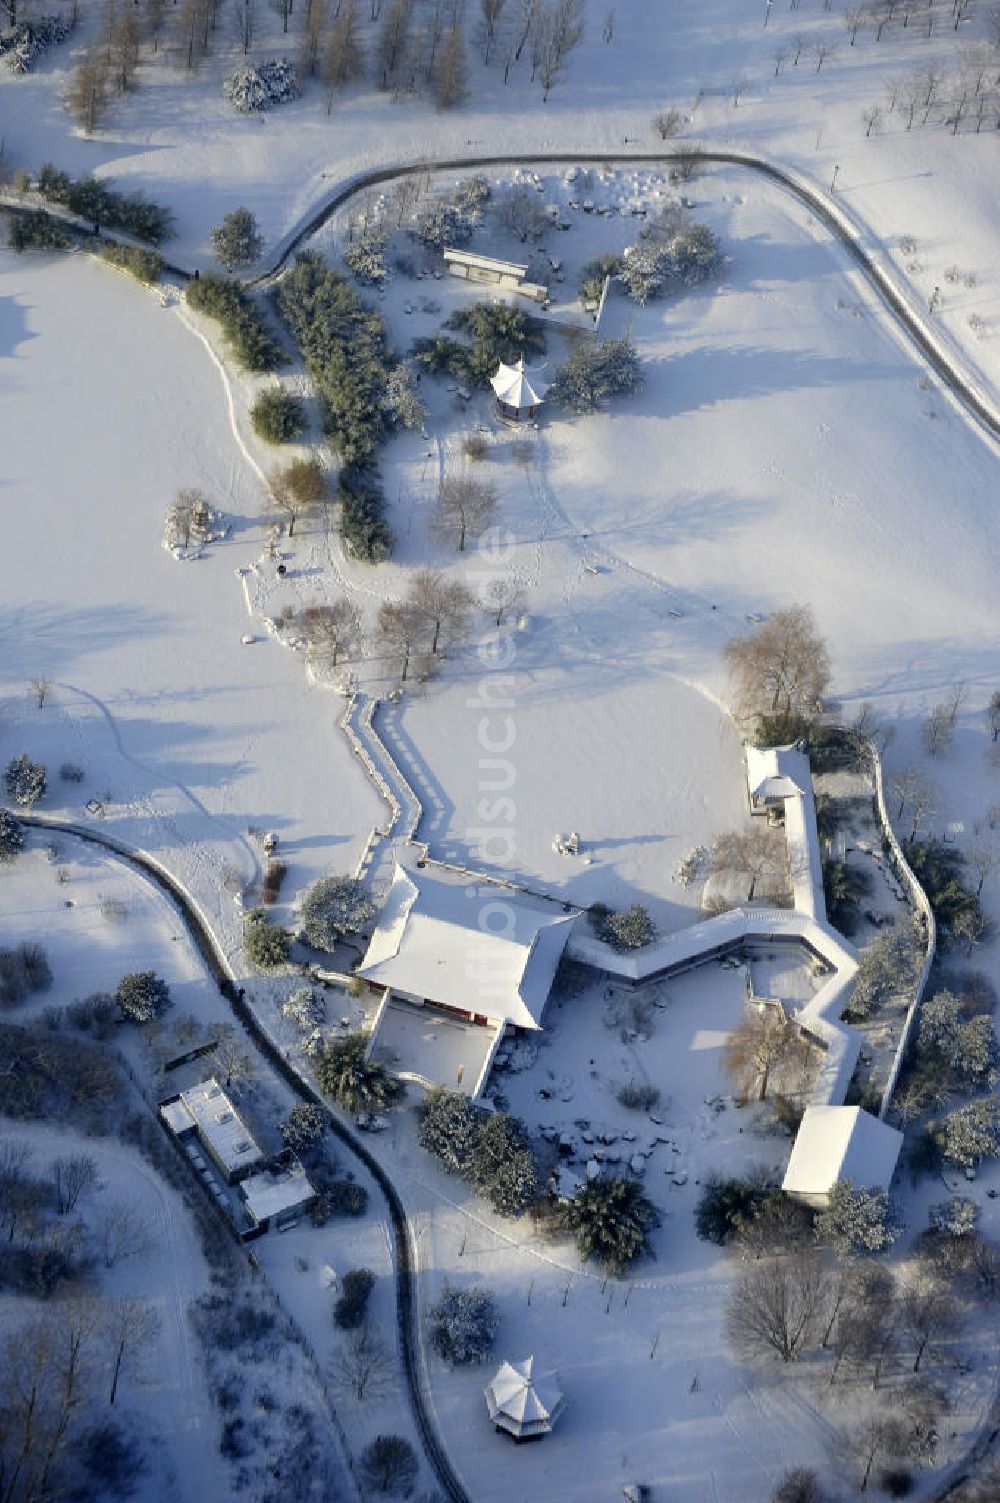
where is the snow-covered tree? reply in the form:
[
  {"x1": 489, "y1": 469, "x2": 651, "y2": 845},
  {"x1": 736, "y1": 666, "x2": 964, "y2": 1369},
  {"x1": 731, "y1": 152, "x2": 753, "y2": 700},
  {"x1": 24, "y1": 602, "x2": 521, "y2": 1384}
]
[
  {"x1": 222, "y1": 58, "x2": 300, "y2": 113},
  {"x1": 916, "y1": 988, "x2": 962, "y2": 1060},
  {"x1": 2, "y1": 14, "x2": 70, "y2": 74},
  {"x1": 417, "y1": 1088, "x2": 480, "y2": 1176},
  {"x1": 563, "y1": 1175, "x2": 660, "y2": 1275},
  {"x1": 343, "y1": 224, "x2": 388, "y2": 287},
  {"x1": 211, "y1": 207, "x2": 264, "y2": 270},
  {"x1": 0, "y1": 808, "x2": 25, "y2": 863},
  {"x1": 952, "y1": 1014, "x2": 999, "y2": 1088},
  {"x1": 283, "y1": 986, "x2": 326, "y2": 1030},
  {"x1": 931, "y1": 1098, "x2": 1000, "y2": 1171},
  {"x1": 116, "y1": 971, "x2": 171, "y2": 1024},
  {"x1": 497, "y1": 183, "x2": 549, "y2": 243},
  {"x1": 455, "y1": 175, "x2": 491, "y2": 221},
  {"x1": 300, "y1": 876, "x2": 376, "y2": 952},
  {"x1": 599, "y1": 903, "x2": 656, "y2": 951},
  {"x1": 928, "y1": 1197, "x2": 978, "y2": 1239},
  {"x1": 843, "y1": 927, "x2": 920, "y2": 1022},
  {"x1": 472, "y1": 1111, "x2": 537, "y2": 1216},
  {"x1": 4, "y1": 755, "x2": 46, "y2": 808},
  {"x1": 243, "y1": 908, "x2": 291, "y2": 969},
  {"x1": 279, "y1": 1101, "x2": 326, "y2": 1153},
  {"x1": 413, "y1": 199, "x2": 475, "y2": 249},
  {"x1": 618, "y1": 241, "x2": 671, "y2": 305},
  {"x1": 551, "y1": 337, "x2": 643, "y2": 414},
  {"x1": 917, "y1": 988, "x2": 997, "y2": 1087},
  {"x1": 814, "y1": 1180, "x2": 899, "y2": 1258},
  {"x1": 384, "y1": 363, "x2": 426, "y2": 430},
  {"x1": 427, "y1": 1285, "x2": 500, "y2": 1365}
]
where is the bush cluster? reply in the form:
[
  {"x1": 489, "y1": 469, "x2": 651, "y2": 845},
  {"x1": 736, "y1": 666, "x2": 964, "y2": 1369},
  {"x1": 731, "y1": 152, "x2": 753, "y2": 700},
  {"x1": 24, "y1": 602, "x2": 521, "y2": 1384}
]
[
  {"x1": 0, "y1": 942, "x2": 52, "y2": 1006},
  {"x1": 412, "y1": 301, "x2": 545, "y2": 390},
  {"x1": 37, "y1": 164, "x2": 173, "y2": 244},
  {"x1": 333, "y1": 1268, "x2": 375, "y2": 1328},
  {"x1": 908, "y1": 840, "x2": 984, "y2": 939},
  {"x1": 8, "y1": 210, "x2": 71, "y2": 253},
  {"x1": 417, "y1": 1089, "x2": 538, "y2": 1217},
  {"x1": 244, "y1": 909, "x2": 290, "y2": 969},
  {"x1": 100, "y1": 242, "x2": 163, "y2": 284},
  {"x1": 250, "y1": 389, "x2": 304, "y2": 444},
  {"x1": 187, "y1": 274, "x2": 284, "y2": 373}
]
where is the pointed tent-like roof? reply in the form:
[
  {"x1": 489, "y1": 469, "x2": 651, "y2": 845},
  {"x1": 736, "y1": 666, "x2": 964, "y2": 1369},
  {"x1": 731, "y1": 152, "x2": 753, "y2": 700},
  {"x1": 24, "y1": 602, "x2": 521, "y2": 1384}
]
[
  {"x1": 745, "y1": 743, "x2": 812, "y2": 804},
  {"x1": 485, "y1": 1357, "x2": 564, "y2": 1439},
  {"x1": 490, "y1": 356, "x2": 550, "y2": 412}
]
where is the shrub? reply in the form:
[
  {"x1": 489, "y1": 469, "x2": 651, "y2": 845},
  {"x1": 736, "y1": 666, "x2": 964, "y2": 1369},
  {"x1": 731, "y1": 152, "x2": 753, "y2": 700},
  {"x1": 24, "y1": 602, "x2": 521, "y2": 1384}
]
[
  {"x1": 244, "y1": 909, "x2": 290, "y2": 969},
  {"x1": 18, "y1": 942, "x2": 52, "y2": 993},
  {"x1": 282, "y1": 987, "x2": 324, "y2": 1030},
  {"x1": 187, "y1": 274, "x2": 284, "y2": 373},
  {"x1": 427, "y1": 1285, "x2": 499, "y2": 1365},
  {"x1": 472, "y1": 1112, "x2": 538, "y2": 1216},
  {"x1": 8, "y1": 211, "x2": 71, "y2": 253},
  {"x1": 579, "y1": 251, "x2": 621, "y2": 303},
  {"x1": 66, "y1": 992, "x2": 116, "y2": 1035},
  {"x1": 358, "y1": 1436, "x2": 418, "y2": 1497},
  {"x1": 279, "y1": 1102, "x2": 326, "y2": 1153},
  {"x1": 76, "y1": 1422, "x2": 147, "y2": 1499},
  {"x1": 310, "y1": 1177, "x2": 368, "y2": 1225},
  {"x1": 300, "y1": 875, "x2": 376, "y2": 952},
  {"x1": 695, "y1": 1173, "x2": 769, "y2": 1246},
  {"x1": 250, "y1": 389, "x2": 305, "y2": 443},
  {"x1": 100, "y1": 242, "x2": 162, "y2": 284},
  {"x1": 596, "y1": 904, "x2": 656, "y2": 951},
  {"x1": 463, "y1": 433, "x2": 489, "y2": 461},
  {"x1": 333, "y1": 1267, "x2": 374, "y2": 1328},
  {"x1": 616, "y1": 1080, "x2": 660, "y2": 1111},
  {"x1": 59, "y1": 762, "x2": 84, "y2": 783},
  {"x1": 261, "y1": 859, "x2": 287, "y2": 904},
  {"x1": 0, "y1": 809, "x2": 25, "y2": 862},
  {"x1": 37, "y1": 165, "x2": 173, "y2": 244},
  {"x1": 116, "y1": 971, "x2": 171, "y2": 1023}
]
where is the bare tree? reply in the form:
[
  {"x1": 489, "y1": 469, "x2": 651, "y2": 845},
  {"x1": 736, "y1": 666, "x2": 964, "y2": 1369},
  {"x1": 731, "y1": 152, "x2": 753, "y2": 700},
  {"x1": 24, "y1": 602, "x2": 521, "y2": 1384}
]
[
  {"x1": 0, "y1": 1308, "x2": 99, "y2": 1500},
  {"x1": 730, "y1": 74, "x2": 748, "y2": 105},
  {"x1": 813, "y1": 39, "x2": 835, "y2": 70},
  {"x1": 845, "y1": 6, "x2": 866, "y2": 42},
  {"x1": 722, "y1": 1005, "x2": 811, "y2": 1103},
  {"x1": 433, "y1": 474, "x2": 498, "y2": 552},
  {"x1": 297, "y1": 600, "x2": 354, "y2": 667},
  {"x1": 862, "y1": 103, "x2": 883, "y2": 137},
  {"x1": 378, "y1": 600, "x2": 424, "y2": 683},
  {"x1": 98, "y1": 1204, "x2": 152, "y2": 1269},
  {"x1": 110, "y1": 6, "x2": 141, "y2": 92},
  {"x1": 212, "y1": 1029, "x2": 256, "y2": 1092},
  {"x1": 324, "y1": 0, "x2": 364, "y2": 101},
  {"x1": 922, "y1": 703, "x2": 954, "y2": 756},
  {"x1": 146, "y1": 0, "x2": 166, "y2": 53},
  {"x1": 269, "y1": 456, "x2": 326, "y2": 538},
  {"x1": 652, "y1": 107, "x2": 683, "y2": 138},
  {"x1": 331, "y1": 1324, "x2": 394, "y2": 1401},
  {"x1": 407, "y1": 569, "x2": 474, "y2": 654},
  {"x1": 299, "y1": 0, "x2": 328, "y2": 73},
  {"x1": 51, "y1": 1154, "x2": 101, "y2": 1215},
  {"x1": 837, "y1": 1412, "x2": 910, "y2": 1492},
  {"x1": 175, "y1": 0, "x2": 211, "y2": 70},
  {"x1": 538, "y1": 0, "x2": 586, "y2": 100},
  {"x1": 727, "y1": 1252, "x2": 828, "y2": 1363},
  {"x1": 30, "y1": 677, "x2": 51, "y2": 709},
  {"x1": 479, "y1": 0, "x2": 506, "y2": 61},
  {"x1": 722, "y1": 605, "x2": 830, "y2": 726},
  {"x1": 497, "y1": 182, "x2": 549, "y2": 241},
  {"x1": 484, "y1": 575, "x2": 524, "y2": 626},
  {"x1": 888, "y1": 763, "x2": 935, "y2": 843},
  {"x1": 899, "y1": 1271, "x2": 960, "y2": 1373},
  {"x1": 432, "y1": 21, "x2": 467, "y2": 106},
  {"x1": 67, "y1": 47, "x2": 110, "y2": 133},
  {"x1": 271, "y1": 0, "x2": 293, "y2": 32},
  {"x1": 377, "y1": 0, "x2": 413, "y2": 90},
  {"x1": 711, "y1": 825, "x2": 789, "y2": 903},
  {"x1": 945, "y1": 681, "x2": 968, "y2": 727},
  {"x1": 105, "y1": 1297, "x2": 160, "y2": 1404}
]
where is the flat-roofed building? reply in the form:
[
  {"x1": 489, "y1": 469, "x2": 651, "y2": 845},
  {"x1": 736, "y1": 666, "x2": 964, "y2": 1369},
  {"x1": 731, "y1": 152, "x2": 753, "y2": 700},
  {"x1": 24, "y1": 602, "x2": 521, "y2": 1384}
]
[
  {"x1": 173, "y1": 1078, "x2": 264, "y2": 1183},
  {"x1": 240, "y1": 1156, "x2": 316, "y2": 1230}
]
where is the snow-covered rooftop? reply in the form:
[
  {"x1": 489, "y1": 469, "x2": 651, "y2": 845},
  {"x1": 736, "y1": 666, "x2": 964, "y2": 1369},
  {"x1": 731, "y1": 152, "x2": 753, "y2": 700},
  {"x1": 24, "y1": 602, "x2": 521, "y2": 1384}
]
[
  {"x1": 485, "y1": 1357, "x2": 565, "y2": 1438},
  {"x1": 490, "y1": 356, "x2": 550, "y2": 411},
  {"x1": 359, "y1": 859, "x2": 577, "y2": 1030},
  {"x1": 178, "y1": 1078, "x2": 263, "y2": 1177},
  {"x1": 781, "y1": 1105, "x2": 903, "y2": 1204},
  {"x1": 240, "y1": 1157, "x2": 315, "y2": 1225}
]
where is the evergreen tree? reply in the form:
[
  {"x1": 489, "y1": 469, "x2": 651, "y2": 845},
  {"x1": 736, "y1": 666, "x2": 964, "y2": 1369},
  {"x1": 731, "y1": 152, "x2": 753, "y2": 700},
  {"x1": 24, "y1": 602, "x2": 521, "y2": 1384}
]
[
  {"x1": 564, "y1": 1175, "x2": 660, "y2": 1275},
  {"x1": 814, "y1": 1180, "x2": 899, "y2": 1258},
  {"x1": 4, "y1": 755, "x2": 46, "y2": 808},
  {"x1": 243, "y1": 908, "x2": 290, "y2": 969},
  {"x1": 313, "y1": 1032, "x2": 402, "y2": 1113},
  {"x1": 279, "y1": 1102, "x2": 326, "y2": 1153},
  {"x1": 0, "y1": 808, "x2": 25, "y2": 862},
  {"x1": 282, "y1": 986, "x2": 325, "y2": 1029},
  {"x1": 551, "y1": 337, "x2": 643, "y2": 414},
  {"x1": 300, "y1": 875, "x2": 376, "y2": 952},
  {"x1": 417, "y1": 1087, "x2": 480, "y2": 1176},
  {"x1": 930, "y1": 1098, "x2": 1000, "y2": 1171},
  {"x1": 599, "y1": 903, "x2": 656, "y2": 951},
  {"x1": 211, "y1": 207, "x2": 264, "y2": 270},
  {"x1": 250, "y1": 388, "x2": 305, "y2": 443},
  {"x1": 472, "y1": 1112, "x2": 537, "y2": 1215},
  {"x1": 116, "y1": 971, "x2": 171, "y2": 1023}
]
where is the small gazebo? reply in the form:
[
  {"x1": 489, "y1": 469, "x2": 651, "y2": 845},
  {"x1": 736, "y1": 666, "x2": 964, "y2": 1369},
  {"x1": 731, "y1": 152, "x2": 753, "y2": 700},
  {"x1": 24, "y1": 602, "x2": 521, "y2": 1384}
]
[
  {"x1": 490, "y1": 357, "x2": 549, "y2": 423},
  {"x1": 484, "y1": 1356, "x2": 565, "y2": 1442}
]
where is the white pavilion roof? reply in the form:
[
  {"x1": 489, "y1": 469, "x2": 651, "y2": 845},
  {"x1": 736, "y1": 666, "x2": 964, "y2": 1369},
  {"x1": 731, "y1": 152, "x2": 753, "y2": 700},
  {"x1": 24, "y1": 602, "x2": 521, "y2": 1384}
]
[
  {"x1": 485, "y1": 1357, "x2": 564, "y2": 1436},
  {"x1": 358, "y1": 859, "x2": 576, "y2": 1029},
  {"x1": 490, "y1": 357, "x2": 550, "y2": 410}
]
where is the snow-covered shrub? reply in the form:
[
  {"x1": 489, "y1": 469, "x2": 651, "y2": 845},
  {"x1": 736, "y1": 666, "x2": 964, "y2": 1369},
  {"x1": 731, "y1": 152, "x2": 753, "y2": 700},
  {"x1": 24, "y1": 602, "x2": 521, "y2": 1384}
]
[
  {"x1": 163, "y1": 491, "x2": 228, "y2": 559},
  {"x1": 279, "y1": 1102, "x2": 326, "y2": 1153},
  {"x1": 99, "y1": 243, "x2": 163, "y2": 284},
  {"x1": 211, "y1": 207, "x2": 264, "y2": 271},
  {"x1": 928, "y1": 1197, "x2": 978, "y2": 1239},
  {"x1": 4, "y1": 754, "x2": 46, "y2": 808},
  {"x1": 598, "y1": 903, "x2": 656, "y2": 951},
  {"x1": 250, "y1": 389, "x2": 304, "y2": 444},
  {"x1": 814, "y1": 1179, "x2": 899, "y2": 1258},
  {"x1": 8, "y1": 212, "x2": 71, "y2": 253},
  {"x1": 551, "y1": 337, "x2": 643, "y2": 414},
  {"x1": 384, "y1": 364, "x2": 426, "y2": 431},
  {"x1": 116, "y1": 971, "x2": 171, "y2": 1024},
  {"x1": 0, "y1": 809, "x2": 25, "y2": 863},
  {"x1": 918, "y1": 988, "x2": 998, "y2": 1087},
  {"x1": 472, "y1": 1112, "x2": 538, "y2": 1216},
  {"x1": 222, "y1": 58, "x2": 300, "y2": 114},
  {"x1": 186, "y1": 275, "x2": 284, "y2": 373},
  {"x1": 427, "y1": 1285, "x2": 499, "y2": 1365},
  {"x1": 455, "y1": 175, "x2": 491, "y2": 219},
  {"x1": 283, "y1": 987, "x2": 325, "y2": 1030},
  {"x1": 616, "y1": 1079, "x2": 661, "y2": 1111},
  {"x1": 1, "y1": 15, "x2": 70, "y2": 74},
  {"x1": 343, "y1": 225, "x2": 389, "y2": 287},
  {"x1": 563, "y1": 1175, "x2": 660, "y2": 1274},
  {"x1": 620, "y1": 205, "x2": 720, "y2": 304},
  {"x1": 413, "y1": 199, "x2": 475, "y2": 250},
  {"x1": 300, "y1": 876, "x2": 376, "y2": 952}
]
